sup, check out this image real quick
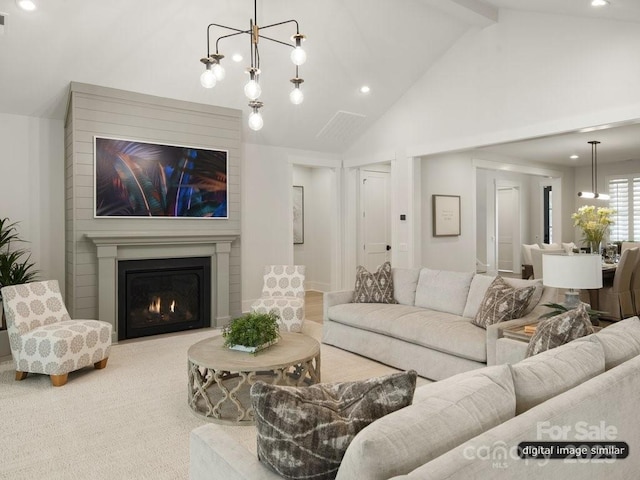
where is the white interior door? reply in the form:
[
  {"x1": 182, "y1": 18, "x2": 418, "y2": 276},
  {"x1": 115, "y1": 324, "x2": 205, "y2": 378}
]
[
  {"x1": 360, "y1": 169, "x2": 391, "y2": 271},
  {"x1": 497, "y1": 187, "x2": 517, "y2": 272}
]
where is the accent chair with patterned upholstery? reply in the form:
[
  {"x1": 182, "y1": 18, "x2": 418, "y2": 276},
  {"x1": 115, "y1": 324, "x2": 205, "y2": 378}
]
[
  {"x1": 250, "y1": 265, "x2": 306, "y2": 332},
  {"x1": 1, "y1": 280, "x2": 112, "y2": 386}
]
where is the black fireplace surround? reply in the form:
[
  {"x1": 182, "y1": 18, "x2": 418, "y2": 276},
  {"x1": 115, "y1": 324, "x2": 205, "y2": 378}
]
[{"x1": 117, "y1": 257, "x2": 211, "y2": 340}]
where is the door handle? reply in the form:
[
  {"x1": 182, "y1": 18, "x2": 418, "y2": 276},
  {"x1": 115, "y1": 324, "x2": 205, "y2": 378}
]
[{"x1": 386, "y1": 245, "x2": 391, "y2": 251}]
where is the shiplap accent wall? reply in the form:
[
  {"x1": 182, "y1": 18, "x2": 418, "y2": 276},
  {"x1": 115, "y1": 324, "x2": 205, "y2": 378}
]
[{"x1": 64, "y1": 82, "x2": 242, "y2": 327}]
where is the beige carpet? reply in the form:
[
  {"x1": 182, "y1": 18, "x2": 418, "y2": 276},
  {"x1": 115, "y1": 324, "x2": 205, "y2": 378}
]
[{"x1": 0, "y1": 322, "x2": 417, "y2": 480}]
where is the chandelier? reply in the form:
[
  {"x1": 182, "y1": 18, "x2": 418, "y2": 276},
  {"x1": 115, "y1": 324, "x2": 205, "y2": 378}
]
[
  {"x1": 578, "y1": 140, "x2": 610, "y2": 200},
  {"x1": 199, "y1": 0, "x2": 307, "y2": 131}
]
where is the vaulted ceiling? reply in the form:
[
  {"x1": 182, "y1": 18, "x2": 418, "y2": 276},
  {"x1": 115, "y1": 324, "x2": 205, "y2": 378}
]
[{"x1": 1, "y1": 0, "x2": 640, "y2": 155}]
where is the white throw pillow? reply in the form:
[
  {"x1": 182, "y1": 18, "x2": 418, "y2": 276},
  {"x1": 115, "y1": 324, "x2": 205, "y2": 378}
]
[
  {"x1": 510, "y1": 340, "x2": 604, "y2": 414},
  {"x1": 542, "y1": 242, "x2": 561, "y2": 250},
  {"x1": 391, "y1": 267, "x2": 422, "y2": 306},
  {"x1": 414, "y1": 268, "x2": 474, "y2": 316},
  {"x1": 562, "y1": 242, "x2": 577, "y2": 254},
  {"x1": 589, "y1": 316, "x2": 640, "y2": 370}
]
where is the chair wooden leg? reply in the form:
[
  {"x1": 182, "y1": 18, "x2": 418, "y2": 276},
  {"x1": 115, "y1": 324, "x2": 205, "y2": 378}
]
[
  {"x1": 15, "y1": 371, "x2": 28, "y2": 381},
  {"x1": 94, "y1": 357, "x2": 108, "y2": 369},
  {"x1": 50, "y1": 373, "x2": 68, "y2": 387}
]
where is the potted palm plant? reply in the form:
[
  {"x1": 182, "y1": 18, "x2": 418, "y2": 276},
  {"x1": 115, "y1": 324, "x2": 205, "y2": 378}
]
[{"x1": 0, "y1": 217, "x2": 38, "y2": 330}]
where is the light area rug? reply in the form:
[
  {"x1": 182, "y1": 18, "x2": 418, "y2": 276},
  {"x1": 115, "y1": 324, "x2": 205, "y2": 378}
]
[{"x1": 0, "y1": 321, "x2": 423, "y2": 480}]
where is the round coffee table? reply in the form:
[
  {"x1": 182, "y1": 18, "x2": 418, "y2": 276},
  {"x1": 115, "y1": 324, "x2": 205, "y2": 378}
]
[{"x1": 187, "y1": 332, "x2": 321, "y2": 425}]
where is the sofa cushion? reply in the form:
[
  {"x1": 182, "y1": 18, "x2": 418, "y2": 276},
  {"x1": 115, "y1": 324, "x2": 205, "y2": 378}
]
[
  {"x1": 589, "y1": 316, "x2": 640, "y2": 370},
  {"x1": 472, "y1": 276, "x2": 536, "y2": 329},
  {"x1": 328, "y1": 303, "x2": 487, "y2": 362},
  {"x1": 392, "y1": 267, "x2": 421, "y2": 306},
  {"x1": 414, "y1": 269, "x2": 474, "y2": 316},
  {"x1": 352, "y1": 262, "x2": 397, "y2": 304},
  {"x1": 251, "y1": 371, "x2": 417, "y2": 480},
  {"x1": 525, "y1": 304, "x2": 594, "y2": 357},
  {"x1": 510, "y1": 339, "x2": 604, "y2": 414},
  {"x1": 336, "y1": 365, "x2": 515, "y2": 480},
  {"x1": 462, "y1": 275, "x2": 543, "y2": 319}
]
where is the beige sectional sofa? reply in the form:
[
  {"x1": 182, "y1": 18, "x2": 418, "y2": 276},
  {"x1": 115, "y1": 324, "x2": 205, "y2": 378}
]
[
  {"x1": 322, "y1": 267, "x2": 557, "y2": 380},
  {"x1": 190, "y1": 317, "x2": 640, "y2": 479}
]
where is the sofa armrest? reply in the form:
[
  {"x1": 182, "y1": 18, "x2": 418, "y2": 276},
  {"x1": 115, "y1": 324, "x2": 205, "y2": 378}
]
[
  {"x1": 495, "y1": 337, "x2": 529, "y2": 364},
  {"x1": 485, "y1": 286, "x2": 560, "y2": 365},
  {"x1": 190, "y1": 425, "x2": 281, "y2": 480},
  {"x1": 323, "y1": 290, "x2": 354, "y2": 321}
]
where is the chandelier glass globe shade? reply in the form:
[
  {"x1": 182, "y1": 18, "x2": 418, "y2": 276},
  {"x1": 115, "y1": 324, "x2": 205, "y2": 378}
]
[
  {"x1": 212, "y1": 63, "x2": 226, "y2": 81},
  {"x1": 290, "y1": 46, "x2": 307, "y2": 66},
  {"x1": 289, "y1": 88, "x2": 304, "y2": 105},
  {"x1": 248, "y1": 111, "x2": 264, "y2": 131},
  {"x1": 200, "y1": 69, "x2": 216, "y2": 88},
  {"x1": 244, "y1": 79, "x2": 262, "y2": 100}
]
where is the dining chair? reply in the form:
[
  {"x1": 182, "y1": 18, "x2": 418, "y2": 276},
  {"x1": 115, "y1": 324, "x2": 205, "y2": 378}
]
[
  {"x1": 1, "y1": 280, "x2": 112, "y2": 386},
  {"x1": 530, "y1": 248, "x2": 564, "y2": 280},
  {"x1": 631, "y1": 250, "x2": 640, "y2": 317},
  {"x1": 250, "y1": 265, "x2": 306, "y2": 332},
  {"x1": 621, "y1": 242, "x2": 640, "y2": 253},
  {"x1": 598, "y1": 247, "x2": 639, "y2": 321}
]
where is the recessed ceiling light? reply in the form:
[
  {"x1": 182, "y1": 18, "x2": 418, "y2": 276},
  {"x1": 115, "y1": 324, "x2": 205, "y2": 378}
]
[
  {"x1": 359, "y1": 85, "x2": 371, "y2": 94},
  {"x1": 16, "y1": 0, "x2": 36, "y2": 11},
  {"x1": 591, "y1": 0, "x2": 610, "y2": 7},
  {"x1": 570, "y1": 155, "x2": 579, "y2": 159},
  {"x1": 232, "y1": 53, "x2": 243, "y2": 62}
]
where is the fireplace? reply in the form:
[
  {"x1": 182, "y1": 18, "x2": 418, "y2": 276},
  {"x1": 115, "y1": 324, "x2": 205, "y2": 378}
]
[{"x1": 117, "y1": 257, "x2": 211, "y2": 340}]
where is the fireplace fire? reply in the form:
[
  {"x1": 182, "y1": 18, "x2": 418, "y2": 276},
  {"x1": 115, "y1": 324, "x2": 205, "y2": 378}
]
[{"x1": 117, "y1": 257, "x2": 211, "y2": 340}]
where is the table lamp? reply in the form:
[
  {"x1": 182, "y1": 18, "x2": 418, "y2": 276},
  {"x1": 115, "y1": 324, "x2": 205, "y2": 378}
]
[{"x1": 542, "y1": 254, "x2": 603, "y2": 309}]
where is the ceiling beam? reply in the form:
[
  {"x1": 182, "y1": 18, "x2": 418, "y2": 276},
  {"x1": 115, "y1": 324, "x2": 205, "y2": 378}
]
[{"x1": 424, "y1": 0, "x2": 498, "y2": 27}]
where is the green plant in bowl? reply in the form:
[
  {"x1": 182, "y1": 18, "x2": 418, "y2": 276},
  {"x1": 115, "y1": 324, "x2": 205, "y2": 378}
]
[{"x1": 223, "y1": 311, "x2": 281, "y2": 354}]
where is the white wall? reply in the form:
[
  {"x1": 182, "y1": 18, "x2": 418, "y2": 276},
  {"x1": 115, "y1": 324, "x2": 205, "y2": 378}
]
[
  {"x1": 0, "y1": 113, "x2": 65, "y2": 287},
  {"x1": 293, "y1": 166, "x2": 333, "y2": 292},
  {"x1": 347, "y1": 10, "x2": 640, "y2": 158},
  {"x1": 345, "y1": 10, "x2": 633, "y2": 272},
  {"x1": 421, "y1": 153, "x2": 476, "y2": 271}
]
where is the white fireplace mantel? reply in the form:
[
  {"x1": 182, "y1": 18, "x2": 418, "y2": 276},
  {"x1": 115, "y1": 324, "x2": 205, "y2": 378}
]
[{"x1": 85, "y1": 231, "x2": 239, "y2": 341}]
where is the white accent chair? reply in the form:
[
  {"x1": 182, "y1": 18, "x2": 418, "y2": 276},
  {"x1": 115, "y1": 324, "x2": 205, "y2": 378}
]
[
  {"x1": 1, "y1": 280, "x2": 112, "y2": 386},
  {"x1": 250, "y1": 265, "x2": 306, "y2": 332}
]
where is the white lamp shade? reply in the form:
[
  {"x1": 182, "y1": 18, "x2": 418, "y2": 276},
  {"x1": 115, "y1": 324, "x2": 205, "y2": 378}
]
[{"x1": 542, "y1": 254, "x2": 603, "y2": 289}]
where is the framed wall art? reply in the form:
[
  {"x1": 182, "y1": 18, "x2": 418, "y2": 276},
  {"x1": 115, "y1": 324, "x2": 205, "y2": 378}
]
[
  {"x1": 94, "y1": 136, "x2": 228, "y2": 218},
  {"x1": 432, "y1": 194, "x2": 461, "y2": 237},
  {"x1": 293, "y1": 185, "x2": 304, "y2": 244}
]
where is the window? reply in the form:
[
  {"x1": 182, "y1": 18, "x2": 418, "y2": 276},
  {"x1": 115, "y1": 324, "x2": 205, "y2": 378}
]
[
  {"x1": 608, "y1": 175, "x2": 640, "y2": 241},
  {"x1": 543, "y1": 186, "x2": 552, "y2": 244}
]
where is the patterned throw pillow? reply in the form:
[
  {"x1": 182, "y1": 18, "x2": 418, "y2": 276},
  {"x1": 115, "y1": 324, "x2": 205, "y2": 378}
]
[
  {"x1": 472, "y1": 276, "x2": 536, "y2": 329},
  {"x1": 251, "y1": 371, "x2": 417, "y2": 480},
  {"x1": 526, "y1": 304, "x2": 595, "y2": 357},
  {"x1": 352, "y1": 261, "x2": 397, "y2": 303}
]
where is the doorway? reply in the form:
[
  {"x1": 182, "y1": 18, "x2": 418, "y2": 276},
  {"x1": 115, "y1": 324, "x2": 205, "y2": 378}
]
[
  {"x1": 292, "y1": 165, "x2": 337, "y2": 292},
  {"x1": 359, "y1": 167, "x2": 391, "y2": 271},
  {"x1": 496, "y1": 185, "x2": 521, "y2": 274}
]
